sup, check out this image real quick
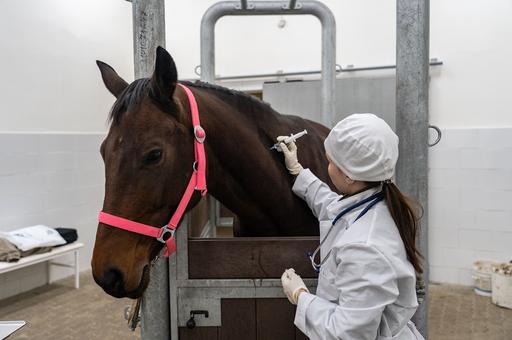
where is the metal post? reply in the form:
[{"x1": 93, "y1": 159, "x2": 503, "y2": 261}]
[
  {"x1": 396, "y1": 0, "x2": 429, "y2": 337},
  {"x1": 200, "y1": 0, "x2": 336, "y2": 127},
  {"x1": 74, "y1": 250, "x2": 79, "y2": 289},
  {"x1": 132, "y1": 1, "x2": 170, "y2": 339},
  {"x1": 132, "y1": 0, "x2": 167, "y2": 79}
]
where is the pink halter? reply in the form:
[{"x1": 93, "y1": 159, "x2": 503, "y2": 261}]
[{"x1": 98, "y1": 83, "x2": 207, "y2": 257}]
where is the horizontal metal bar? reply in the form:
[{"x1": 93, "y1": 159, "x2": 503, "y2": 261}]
[
  {"x1": 187, "y1": 59, "x2": 443, "y2": 82},
  {"x1": 342, "y1": 60, "x2": 442, "y2": 72},
  {"x1": 204, "y1": 1, "x2": 328, "y2": 17},
  {"x1": 218, "y1": 217, "x2": 234, "y2": 227}
]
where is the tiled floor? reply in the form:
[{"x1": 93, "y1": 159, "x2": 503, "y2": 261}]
[
  {"x1": 0, "y1": 272, "x2": 139, "y2": 340},
  {"x1": 428, "y1": 283, "x2": 512, "y2": 340},
  {"x1": 1, "y1": 273, "x2": 511, "y2": 339}
]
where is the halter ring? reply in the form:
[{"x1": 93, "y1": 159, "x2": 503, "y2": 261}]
[{"x1": 156, "y1": 225, "x2": 175, "y2": 243}]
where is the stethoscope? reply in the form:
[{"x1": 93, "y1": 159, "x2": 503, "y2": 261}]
[{"x1": 307, "y1": 191, "x2": 384, "y2": 273}]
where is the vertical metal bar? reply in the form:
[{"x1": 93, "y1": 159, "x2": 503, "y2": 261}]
[
  {"x1": 140, "y1": 254, "x2": 170, "y2": 339},
  {"x1": 316, "y1": 3, "x2": 336, "y2": 127},
  {"x1": 169, "y1": 221, "x2": 187, "y2": 340},
  {"x1": 396, "y1": 0, "x2": 429, "y2": 337},
  {"x1": 132, "y1": 1, "x2": 170, "y2": 339},
  {"x1": 200, "y1": 3, "x2": 221, "y2": 84},
  {"x1": 132, "y1": 0, "x2": 166, "y2": 79},
  {"x1": 74, "y1": 250, "x2": 79, "y2": 289},
  {"x1": 46, "y1": 260, "x2": 51, "y2": 285},
  {"x1": 201, "y1": 2, "x2": 231, "y2": 237}
]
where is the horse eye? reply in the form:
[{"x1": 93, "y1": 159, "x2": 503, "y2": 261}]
[{"x1": 143, "y1": 149, "x2": 163, "y2": 165}]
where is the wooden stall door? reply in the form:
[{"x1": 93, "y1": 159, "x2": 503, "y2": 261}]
[{"x1": 179, "y1": 298, "x2": 308, "y2": 340}]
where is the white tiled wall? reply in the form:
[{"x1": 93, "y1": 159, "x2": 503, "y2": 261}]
[
  {"x1": 0, "y1": 133, "x2": 105, "y2": 300},
  {"x1": 429, "y1": 128, "x2": 512, "y2": 285}
]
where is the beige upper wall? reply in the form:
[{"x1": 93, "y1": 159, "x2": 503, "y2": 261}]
[
  {"x1": 0, "y1": 0, "x2": 510, "y2": 131},
  {"x1": 429, "y1": 0, "x2": 512, "y2": 128},
  {"x1": 0, "y1": 0, "x2": 133, "y2": 132}
]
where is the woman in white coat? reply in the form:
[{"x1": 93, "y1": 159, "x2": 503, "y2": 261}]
[{"x1": 278, "y1": 113, "x2": 424, "y2": 340}]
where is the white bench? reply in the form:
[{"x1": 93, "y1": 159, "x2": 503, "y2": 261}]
[{"x1": 0, "y1": 242, "x2": 84, "y2": 289}]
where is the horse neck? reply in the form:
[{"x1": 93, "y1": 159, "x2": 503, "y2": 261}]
[{"x1": 186, "y1": 88, "x2": 290, "y2": 224}]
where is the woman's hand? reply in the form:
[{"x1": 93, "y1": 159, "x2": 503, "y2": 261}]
[
  {"x1": 281, "y1": 268, "x2": 309, "y2": 305},
  {"x1": 276, "y1": 136, "x2": 303, "y2": 175}
]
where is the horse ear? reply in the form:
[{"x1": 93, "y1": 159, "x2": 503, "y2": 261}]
[
  {"x1": 150, "y1": 46, "x2": 178, "y2": 100},
  {"x1": 96, "y1": 61, "x2": 129, "y2": 98}
]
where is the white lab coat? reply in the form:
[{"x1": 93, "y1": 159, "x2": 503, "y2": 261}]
[{"x1": 292, "y1": 169, "x2": 424, "y2": 340}]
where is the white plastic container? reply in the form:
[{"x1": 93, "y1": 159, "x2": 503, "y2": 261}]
[
  {"x1": 472, "y1": 260, "x2": 496, "y2": 296},
  {"x1": 491, "y1": 265, "x2": 512, "y2": 309}
]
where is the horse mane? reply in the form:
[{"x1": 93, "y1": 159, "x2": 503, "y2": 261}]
[
  {"x1": 181, "y1": 80, "x2": 272, "y2": 111},
  {"x1": 108, "y1": 78, "x2": 150, "y2": 124},
  {"x1": 109, "y1": 78, "x2": 275, "y2": 125}
]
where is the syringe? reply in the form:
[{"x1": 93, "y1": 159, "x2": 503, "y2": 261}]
[{"x1": 270, "y1": 129, "x2": 308, "y2": 151}]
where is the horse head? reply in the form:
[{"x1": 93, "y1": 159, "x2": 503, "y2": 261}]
[{"x1": 91, "y1": 47, "x2": 200, "y2": 298}]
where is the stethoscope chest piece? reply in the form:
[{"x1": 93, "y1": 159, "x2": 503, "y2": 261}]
[{"x1": 307, "y1": 191, "x2": 384, "y2": 272}]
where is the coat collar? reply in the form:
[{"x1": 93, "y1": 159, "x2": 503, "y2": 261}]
[{"x1": 325, "y1": 184, "x2": 382, "y2": 220}]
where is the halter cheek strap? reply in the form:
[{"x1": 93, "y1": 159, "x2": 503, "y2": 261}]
[{"x1": 98, "y1": 83, "x2": 207, "y2": 257}]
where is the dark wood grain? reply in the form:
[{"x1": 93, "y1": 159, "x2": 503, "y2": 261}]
[
  {"x1": 179, "y1": 326, "x2": 219, "y2": 340},
  {"x1": 188, "y1": 237, "x2": 319, "y2": 279},
  {"x1": 256, "y1": 298, "x2": 296, "y2": 340},
  {"x1": 219, "y1": 299, "x2": 257, "y2": 340}
]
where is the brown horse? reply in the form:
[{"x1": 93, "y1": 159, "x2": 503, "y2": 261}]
[{"x1": 92, "y1": 47, "x2": 334, "y2": 298}]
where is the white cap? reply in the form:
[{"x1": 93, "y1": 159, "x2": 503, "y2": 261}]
[{"x1": 324, "y1": 113, "x2": 398, "y2": 182}]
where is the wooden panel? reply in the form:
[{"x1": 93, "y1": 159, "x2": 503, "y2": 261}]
[
  {"x1": 219, "y1": 299, "x2": 256, "y2": 340},
  {"x1": 256, "y1": 299, "x2": 296, "y2": 340},
  {"x1": 188, "y1": 237, "x2": 319, "y2": 279},
  {"x1": 179, "y1": 326, "x2": 218, "y2": 340},
  {"x1": 216, "y1": 227, "x2": 233, "y2": 238}
]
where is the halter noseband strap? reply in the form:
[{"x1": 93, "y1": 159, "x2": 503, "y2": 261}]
[{"x1": 98, "y1": 83, "x2": 207, "y2": 257}]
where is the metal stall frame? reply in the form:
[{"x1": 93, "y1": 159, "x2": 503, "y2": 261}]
[
  {"x1": 396, "y1": 0, "x2": 430, "y2": 337},
  {"x1": 131, "y1": 1, "x2": 170, "y2": 339},
  {"x1": 131, "y1": 0, "x2": 431, "y2": 337},
  {"x1": 200, "y1": 0, "x2": 336, "y2": 237},
  {"x1": 200, "y1": 0, "x2": 336, "y2": 126}
]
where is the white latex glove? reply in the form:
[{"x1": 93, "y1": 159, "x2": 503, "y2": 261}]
[
  {"x1": 276, "y1": 136, "x2": 304, "y2": 175},
  {"x1": 281, "y1": 268, "x2": 309, "y2": 305}
]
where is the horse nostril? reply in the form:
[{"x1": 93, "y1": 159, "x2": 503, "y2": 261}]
[{"x1": 102, "y1": 268, "x2": 124, "y2": 295}]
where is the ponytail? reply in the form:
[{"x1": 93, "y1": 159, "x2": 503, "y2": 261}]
[{"x1": 381, "y1": 181, "x2": 423, "y2": 275}]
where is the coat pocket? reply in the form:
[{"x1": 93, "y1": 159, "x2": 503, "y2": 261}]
[
  {"x1": 378, "y1": 321, "x2": 424, "y2": 340},
  {"x1": 316, "y1": 253, "x2": 339, "y2": 301}
]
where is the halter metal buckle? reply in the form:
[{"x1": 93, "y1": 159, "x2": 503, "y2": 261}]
[
  {"x1": 194, "y1": 126, "x2": 206, "y2": 143},
  {"x1": 156, "y1": 225, "x2": 175, "y2": 243}
]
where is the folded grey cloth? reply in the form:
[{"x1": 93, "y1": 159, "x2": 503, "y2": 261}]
[
  {"x1": 0, "y1": 237, "x2": 21, "y2": 262},
  {"x1": 20, "y1": 247, "x2": 52, "y2": 257}
]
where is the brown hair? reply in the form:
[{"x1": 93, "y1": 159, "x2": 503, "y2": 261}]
[{"x1": 381, "y1": 181, "x2": 423, "y2": 275}]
